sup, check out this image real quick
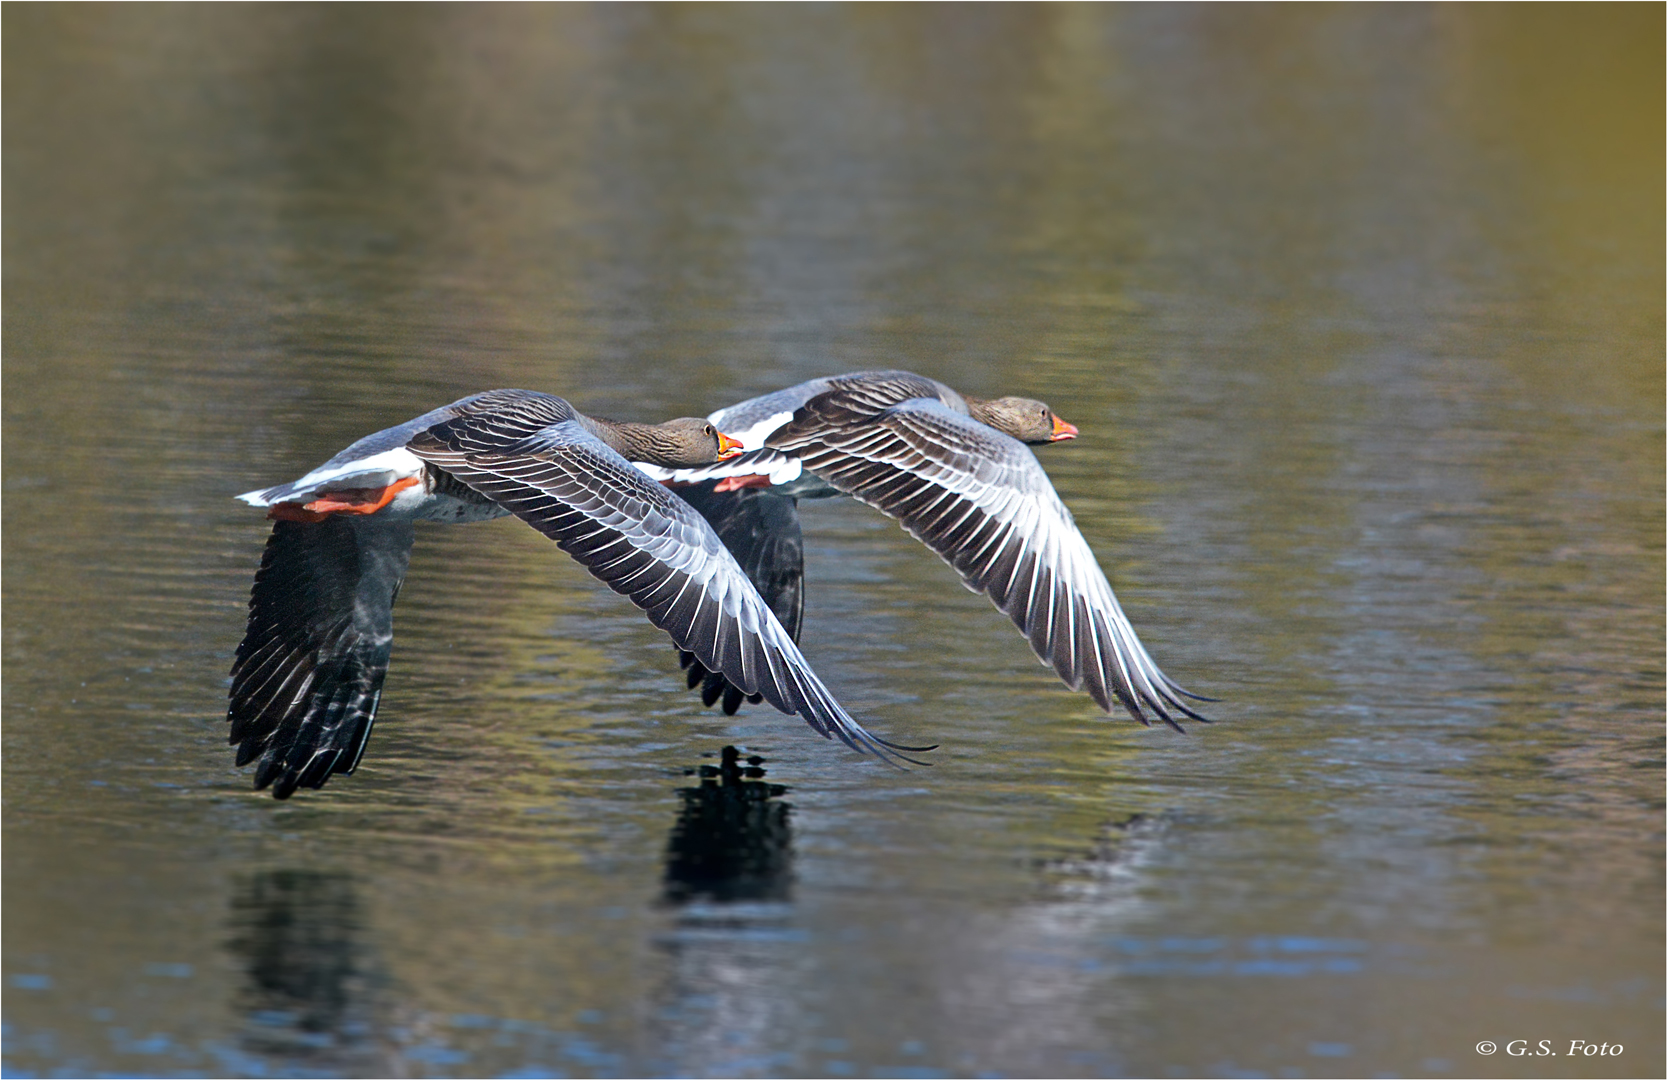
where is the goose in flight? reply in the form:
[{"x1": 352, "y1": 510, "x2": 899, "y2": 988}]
[
  {"x1": 229, "y1": 388, "x2": 926, "y2": 798},
  {"x1": 638, "y1": 371, "x2": 1211, "y2": 729}
]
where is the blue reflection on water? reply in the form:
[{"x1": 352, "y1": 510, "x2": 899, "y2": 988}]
[{"x1": 1102, "y1": 935, "x2": 1371, "y2": 976}]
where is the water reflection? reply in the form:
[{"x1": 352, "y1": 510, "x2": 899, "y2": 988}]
[
  {"x1": 225, "y1": 869, "x2": 394, "y2": 1075},
  {"x1": 905, "y1": 813, "x2": 1168, "y2": 1075},
  {"x1": 652, "y1": 747, "x2": 803, "y2": 1074},
  {"x1": 1039, "y1": 811, "x2": 1160, "y2": 901},
  {"x1": 663, "y1": 745, "x2": 794, "y2": 905}
]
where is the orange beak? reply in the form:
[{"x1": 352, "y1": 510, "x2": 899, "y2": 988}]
[
  {"x1": 1050, "y1": 415, "x2": 1079, "y2": 441},
  {"x1": 716, "y1": 431, "x2": 746, "y2": 459}
]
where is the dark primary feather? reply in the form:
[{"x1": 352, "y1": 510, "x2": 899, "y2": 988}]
[
  {"x1": 672, "y1": 481, "x2": 806, "y2": 715},
  {"x1": 769, "y1": 393, "x2": 1208, "y2": 730},
  {"x1": 405, "y1": 403, "x2": 926, "y2": 764},
  {"x1": 228, "y1": 516, "x2": 414, "y2": 799}
]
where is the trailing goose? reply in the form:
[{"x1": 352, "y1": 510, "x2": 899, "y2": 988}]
[
  {"x1": 229, "y1": 389, "x2": 925, "y2": 798},
  {"x1": 639, "y1": 371, "x2": 1211, "y2": 728}
]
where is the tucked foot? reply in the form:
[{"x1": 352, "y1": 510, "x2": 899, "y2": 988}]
[
  {"x1": 713, "y1": 473, "x2": 774, "y2": 493},
  {"x1": 267, "y1": 476, "x2": 420, "y2": 522}
]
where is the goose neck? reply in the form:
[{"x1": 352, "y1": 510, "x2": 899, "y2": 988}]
[{"x1": 578, "y1": 414, "x2": 653, "y2": 458}]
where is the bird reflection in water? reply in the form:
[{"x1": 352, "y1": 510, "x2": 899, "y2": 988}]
[
  {"x1": 649, "y1": 748, "x2": 801, "y2": 1074},
  {"x1": 225, "y1": 869, "x2": 395, "y2": 1074},
  {"x1": 662, "y1": 745, "x2": 794, "y2": 905}
]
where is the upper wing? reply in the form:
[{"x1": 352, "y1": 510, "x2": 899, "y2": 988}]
[
  {"x1": 669, "y1": 481, "x2": 806, "y2": 715},
  {"x1": 769, "y1": 396, "x2": 1208, "y2": 729},
  {"x1": 405, "y1": 412, "x2": 923, "y2": 764},
  {"x1": 237, "y1": 394, "x2": 495, "y2": 507},
  {"x1": 639, "y1": 371, "x2": 946, "y2": 486},
  {"x1": 228, "y1": 515, "x2": 415, "y2": 798}
]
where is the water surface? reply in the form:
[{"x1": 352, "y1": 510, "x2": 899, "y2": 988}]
[{"x1": 4, "y1": 6, "x2": 1661, "y2": 1078}]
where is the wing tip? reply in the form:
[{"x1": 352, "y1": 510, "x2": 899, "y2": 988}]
[
  {"x1": 1118, "y1": 690, "x2": 1214, "y2": 731},
  {"x1": 845, "y1": 730, "x2": 938, "y2": 769}
]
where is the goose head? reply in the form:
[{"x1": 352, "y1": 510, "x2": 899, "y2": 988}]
[{"x1": 972, "y1": 397, "x2": 1079, "y2": 445}]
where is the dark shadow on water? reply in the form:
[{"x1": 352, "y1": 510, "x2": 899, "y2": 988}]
[
  {"x1": 225, "y1": 868, "x2": 395, "y2": 1075},
  {"x1": 647, "y1": 747, "x2": 803, "y2": 1074},
  {"x1": 662, "y1": 745, "x2": 794, "y2": 905}
]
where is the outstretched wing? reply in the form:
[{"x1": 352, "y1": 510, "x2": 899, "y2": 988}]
[
  {"x1": 670, "y1": 481, "x2": 806, "y2": 715},
  {"x1": 406, "y1": 409, "x2": 923, "y2": 764},
  {"x1": 769, "y1": 395, "x2": 1208, "y2": 729},
  {"x1": 228, "y1": 515, "x2": 414, "y2": 798}
]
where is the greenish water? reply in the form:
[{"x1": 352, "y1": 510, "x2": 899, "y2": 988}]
[{"x1": 4, "y1": 6, "x2": 1661, "y2": 1078}]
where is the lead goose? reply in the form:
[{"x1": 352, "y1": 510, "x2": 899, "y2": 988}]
[
  {"x1": 639, "y1": 371, "x2": 1211, "y2": 728},
  {"x1": 230, "y1": 388, "x2": 926, "y2": 799}
]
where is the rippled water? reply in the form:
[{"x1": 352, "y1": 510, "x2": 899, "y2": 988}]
[{"x1": 5, "y1": 6, "x2": 1661, "y2": 1078}]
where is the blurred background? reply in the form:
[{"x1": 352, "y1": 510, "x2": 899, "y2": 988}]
[{"x1": 4, "y1": 5, "x2": 1661, "y2": 1077}]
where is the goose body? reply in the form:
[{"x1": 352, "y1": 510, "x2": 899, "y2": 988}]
[
  {"x1": 229, "y1": 389, "x2": 921, "y2": 799},
  {"x1": 643, "y1": 371, "x2": 1210, "y2": 728}
]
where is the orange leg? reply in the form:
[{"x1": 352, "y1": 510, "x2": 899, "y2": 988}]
[
  {"x1": 713, "y1": 473, "x2": 774, "y2": 493},
  {"x1": 267, "y1": 476, "x2": 420, "y2": 522}
]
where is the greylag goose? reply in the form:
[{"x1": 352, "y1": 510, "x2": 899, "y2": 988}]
[
  {"x1": 639, "y1": 371, "x2": 1211, "y2": 729},
  {"x1": 230, "y1": 389, "x2": 925, "y2": 799}
]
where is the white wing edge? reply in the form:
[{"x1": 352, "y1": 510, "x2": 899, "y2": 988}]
[
  {"x1": 635, "y1": 449, "x2": 803, "y2": 487},
  {"x1": 237, "y1": 447, "x2": 425, "y2": 507},
  {"x1": 707, "y1": 407, "x2": 796, "y2": 449}
]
